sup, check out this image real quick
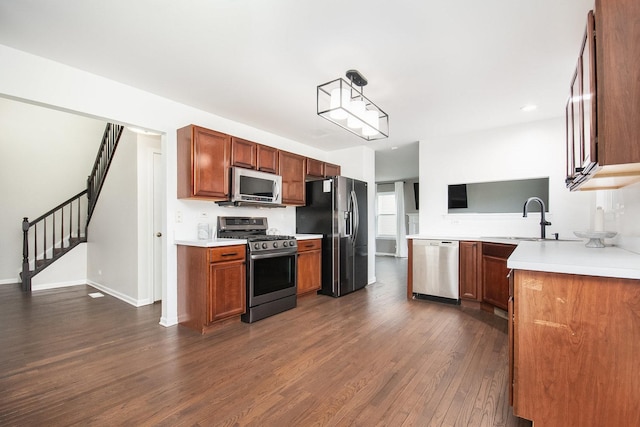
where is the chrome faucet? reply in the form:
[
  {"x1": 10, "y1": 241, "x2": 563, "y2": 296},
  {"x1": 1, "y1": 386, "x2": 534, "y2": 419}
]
[{"x1": 523, "y1": 197, "x2": 551, "y2": 239}]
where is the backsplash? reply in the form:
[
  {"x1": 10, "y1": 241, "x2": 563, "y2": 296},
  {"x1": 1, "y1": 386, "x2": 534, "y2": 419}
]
[{"x1": 597, "y1": 181, "x2": 640, "y2": 254}]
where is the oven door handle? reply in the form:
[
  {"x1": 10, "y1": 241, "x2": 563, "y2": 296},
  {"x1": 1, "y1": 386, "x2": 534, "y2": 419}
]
[{"x1": 250, "y1": 251, "x2": 297, "y2": 260}]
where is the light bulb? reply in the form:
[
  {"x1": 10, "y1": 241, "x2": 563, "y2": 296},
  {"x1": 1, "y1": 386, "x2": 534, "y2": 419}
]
[
  {"x1": 347, "y1": 99, "x2": 365, "y2": 129},
  {"x1": 329, "y1": 88, "x2": 349, "y2": 120}
]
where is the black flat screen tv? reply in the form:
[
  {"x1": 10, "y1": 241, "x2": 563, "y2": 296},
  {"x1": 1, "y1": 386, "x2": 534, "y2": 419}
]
[{"x1": 448, "y1": 184, "x2": 468, "y2": 209}]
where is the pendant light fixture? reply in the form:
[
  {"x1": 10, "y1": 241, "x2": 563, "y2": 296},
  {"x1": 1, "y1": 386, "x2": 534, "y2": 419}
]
[{"x1": 317, "y1": 69, "x2": 389, "y2": 141}]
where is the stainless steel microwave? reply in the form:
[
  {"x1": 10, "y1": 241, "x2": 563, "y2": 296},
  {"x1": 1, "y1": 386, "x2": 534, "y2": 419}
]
[{"x1": 230, "y1": 167, "x2": 282, "y2": 206}]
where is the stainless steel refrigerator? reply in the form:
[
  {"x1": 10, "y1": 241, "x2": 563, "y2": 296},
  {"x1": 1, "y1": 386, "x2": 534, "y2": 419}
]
[{"x1": 296, "y1": 177, "x2": 368, "y2": 297}]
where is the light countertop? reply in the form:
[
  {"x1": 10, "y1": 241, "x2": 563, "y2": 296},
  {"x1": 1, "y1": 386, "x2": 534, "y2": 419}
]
[
  {"x1": 175, "y1": 238, "x2": 247, "y2": 247},
  {"x1": 507, "y1": 240, "x2": 640, "y2": 280},
  {"x1": 175, "y1": 234, "x2": 322, "y2": 247},
  {"x1": 295, "y1": 234, "x2": 323, "y2": 240}
]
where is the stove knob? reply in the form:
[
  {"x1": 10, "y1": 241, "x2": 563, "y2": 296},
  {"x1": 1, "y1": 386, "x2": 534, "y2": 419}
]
[
  {"x1": 273, "y1": 242, "x2": 278, "y2": 248},
  {"x1": 282, "y1": 241, "x2": 288, "y2": 247},
  {"x1": 290, "y1": 240, "x2": 296, "y2": 247},
  {"x1": 262, "y1": 242, "x2": 268, "y2": 249},
  {"x1": 254, "y1": 243, "x2": 261, "y2": 250}
]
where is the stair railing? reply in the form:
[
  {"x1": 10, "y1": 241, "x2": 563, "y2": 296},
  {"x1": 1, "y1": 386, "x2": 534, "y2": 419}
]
[
  {"x1": 87, "y1": 123, "x2": 124, "y2": 224},
  {"x1": 21, "y1": 190, "x2": 88, "y2": 291}
]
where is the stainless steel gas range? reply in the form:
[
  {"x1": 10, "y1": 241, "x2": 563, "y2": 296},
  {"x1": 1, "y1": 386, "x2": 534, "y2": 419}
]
[{"x1": 217, "y1": 217, "x2": 297, "y2": 323}]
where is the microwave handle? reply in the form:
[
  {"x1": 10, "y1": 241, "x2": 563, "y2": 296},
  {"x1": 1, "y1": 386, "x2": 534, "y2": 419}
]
[{"x1": 273, "y1": 179, "x2": 280, "y2": 202}]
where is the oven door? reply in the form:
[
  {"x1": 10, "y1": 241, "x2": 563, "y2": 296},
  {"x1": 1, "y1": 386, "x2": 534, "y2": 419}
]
[{"x1": 247, "y1": 250, "x2": 297, "y2": 307}]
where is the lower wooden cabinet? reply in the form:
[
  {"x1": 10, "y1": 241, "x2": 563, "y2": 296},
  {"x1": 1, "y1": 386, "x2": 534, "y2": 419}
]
[
  {"x1": 459, "y1": 241, "x2": 481, "y2": 302},
  {"x1": 481, "y1": 242, "x2": 516, "y2": 310},
  {"x1": 297, "y1": 239, "x2": 322, "y2": 295},
  {"x1": 178, "y1": 245, "x2": 246, "y2": 333},
  {"x1": 510, "y1": 269, "x2": 640, "y2": 426}
]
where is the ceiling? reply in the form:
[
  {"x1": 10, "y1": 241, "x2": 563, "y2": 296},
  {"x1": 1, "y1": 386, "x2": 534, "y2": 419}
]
[{"x1": 0, "y1": 0, "x2": 593, "y2": 152}]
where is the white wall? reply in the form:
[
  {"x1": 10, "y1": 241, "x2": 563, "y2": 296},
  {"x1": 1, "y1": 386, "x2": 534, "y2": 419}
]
[
  {"x1": 86, "y1": 129, "x2": 140, "y2": 304},
  {"x1": 0, "y1": 44, "x2": 377, "y2": 325},
  {"x1": 419, "y1": 118, "x2": 592, "y2": 239},
  {"x1": 0, "y1": 97, "x2": 105, "y2": 284}
]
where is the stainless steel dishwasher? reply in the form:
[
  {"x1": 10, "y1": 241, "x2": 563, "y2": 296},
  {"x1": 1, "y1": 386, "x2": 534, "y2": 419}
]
[{"x1": 412, "y1": 239, "x2": 459, "y2": 303}]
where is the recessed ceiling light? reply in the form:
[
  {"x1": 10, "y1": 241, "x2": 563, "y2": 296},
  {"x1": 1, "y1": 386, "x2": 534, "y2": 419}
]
[{"x1": 520, "y1": 104, "x2": 537, "y2": 112}]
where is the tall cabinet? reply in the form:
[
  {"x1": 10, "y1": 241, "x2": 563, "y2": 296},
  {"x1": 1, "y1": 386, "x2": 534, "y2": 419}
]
[{"x1": 566, "y1": 0, "x2": 640, "y2": 190}]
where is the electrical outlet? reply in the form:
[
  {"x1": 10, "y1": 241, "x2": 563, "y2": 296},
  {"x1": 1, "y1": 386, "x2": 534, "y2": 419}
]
[{"x1": 175, "y1": 210, "x2": 183, "y2": 223}]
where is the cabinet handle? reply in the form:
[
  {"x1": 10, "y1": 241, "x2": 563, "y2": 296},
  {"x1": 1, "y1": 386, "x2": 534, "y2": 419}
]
[
  {"x1": 305, "y1": 244, "x2": 314, "y2": 248},
  {"x1": 221, "y1": 252, "x2": 238, "y2": 257}
]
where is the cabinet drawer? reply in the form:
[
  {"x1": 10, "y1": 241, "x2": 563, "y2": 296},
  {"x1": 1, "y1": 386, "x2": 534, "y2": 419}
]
[
  {"x1": 482, "y1": 243, "x2": 516, "y2": 259},
  {"x1": 209, "y1": 245, "x2": 246, "y2": 263},
  {"x1": 297, "y1": 239, "x2": 321, "y2": 252}
]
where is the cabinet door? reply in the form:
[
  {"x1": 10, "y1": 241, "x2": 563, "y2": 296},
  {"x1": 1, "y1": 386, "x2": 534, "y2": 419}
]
[
  {"x1": 459, "y1": 241, "x2": 480, "y2": 300},
  {"x1": 481, "y1": 243, "x2": 515, "y2": 311},
  {"x1": 256, "y1": 144, "x2": 278, "y2": 173},
  {"x1": 279, "y1": 150, "x2": 306, "y2": 205},
  {"x1": 208, "y1": 260, "x2": 246, "y2": 323},
  {"x1": 231, "y1": 137, "x2": 256, "y2": 169},
  {"x1": 306, "y1": 158, "x2": 324, "y2": 178},
  {"x1": 297, "y1": 240, "x2": 322, "y2": 295},
  {"x1": 324, "y1": 163, "x2": 341, "y2": 177},
  {"x1": 178, "y1": 125, "x2": 230, "y2": 199},
  {"x1": 580, "y1": 11, "x2": 596, "y2": 171}
]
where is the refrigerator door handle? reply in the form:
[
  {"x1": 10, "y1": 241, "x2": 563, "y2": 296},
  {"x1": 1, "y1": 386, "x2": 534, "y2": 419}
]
[{"x1": 350, "y1": 190, "x2": 359, "y2": 244}]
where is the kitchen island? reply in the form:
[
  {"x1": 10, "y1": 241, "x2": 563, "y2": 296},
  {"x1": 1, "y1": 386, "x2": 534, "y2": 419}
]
[{"x1": 507, "y1": 241, "x2": 640, "y2": 427}]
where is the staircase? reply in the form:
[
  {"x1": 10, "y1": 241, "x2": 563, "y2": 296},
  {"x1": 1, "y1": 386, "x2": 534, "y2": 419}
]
[{"x1": 21, "y1": 123, "x2": 124, "y2": 291}]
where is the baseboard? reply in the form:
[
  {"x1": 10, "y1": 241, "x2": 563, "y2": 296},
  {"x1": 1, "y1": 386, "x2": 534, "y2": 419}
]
[
  {"x1": 86, "y1": 280, "x2": 151, "y2": 308},
  {"x1": 160, "y1": 315, "x2": 178, "y2": 327},
  {"x1": 32, "y1": 280, "x2": 86, "y2": 291},
  {"x1": 0, "y1": 278, "x2": 20, "y2": 285}
]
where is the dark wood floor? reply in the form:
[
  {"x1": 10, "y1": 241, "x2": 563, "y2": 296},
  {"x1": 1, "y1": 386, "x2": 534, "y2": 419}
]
[{"x1": 0, "y1": 257, "x2": 531, "y2": 426}]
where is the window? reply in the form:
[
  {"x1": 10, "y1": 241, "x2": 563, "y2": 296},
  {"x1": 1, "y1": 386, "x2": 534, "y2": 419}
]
[{"x1": 376, "y1": 192, "x2": 397, "y2": 237}]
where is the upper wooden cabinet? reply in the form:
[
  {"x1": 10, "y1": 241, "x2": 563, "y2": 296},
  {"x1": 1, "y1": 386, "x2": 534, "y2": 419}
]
[
  {"x1": 306, "y1": 158, "x2": 324, "y2": 178},
  {"x1": 279, "y1": 150, "x2": 306, "y2": 206},
  {"x1": 324, "y1": 162, "x2": 341, "y2": 177},
  {"x1": 177, "y1": 125, "x2": 230, "y2": 200},
  {"x1": 231, "y1": 137, "x2": 257, "y2": 170},
  {"x1": 306, "y1": 158, "x2": 342, "y2": 179},
  {"x1": 231, "y1": 137, "x2": 279, "y2": 174},
  {"x1": 256, "y1": 144, "x2": 278, "y2": 174},
  {"x1": 566, "y1": 0, "x2": 640, "y2": 191}
]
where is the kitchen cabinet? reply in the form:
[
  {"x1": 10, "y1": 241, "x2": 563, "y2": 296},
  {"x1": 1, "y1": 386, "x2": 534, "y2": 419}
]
[
  {"x1": 279, "y1": 150, "x2": 306, "y2": 206},
  {"x1": 306, "y1": 158, "x2": 324, "y2": 178},
  {"x1": 177, "y1": 245, "x2": 246, "y2": 333},
  {"x1": 257, "y1": 144, "x2": 278, "y2": 173},
  {"x1": 297, "y1": 239, "x2": 322, "y2": 296},
  {"x1": 177, "y1": 125, "x2": 231, "y2": 200},
  {"x1": 459, "y1": 241, "x2": 482, "y2": 303},
  {"x1": 231, "y1": 137, "x2": 279, "y2": 174},
  {"x1": 306, "y1": 158, "x2": 342, "y2": 179},
  {"x1": 566, "y1": 0, "x2": 640, "y2": 191},
  {"x1": 510, "y1": 269, "x2": 640, "y2": 426},
  {"x1": 231, "y1": 137, "x2": 257, "y2": 170},
  {"x1": 324, "y1": 162, "x2": 341, "y2": 177},
  {"x1": 481, "y1": 242, "x2": 515, "y2": 311}
]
